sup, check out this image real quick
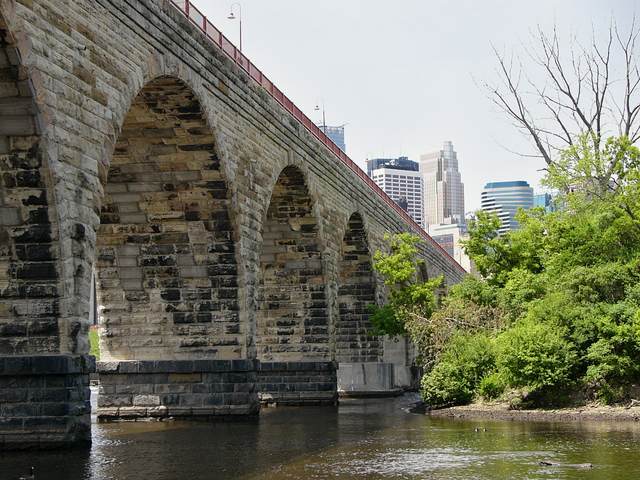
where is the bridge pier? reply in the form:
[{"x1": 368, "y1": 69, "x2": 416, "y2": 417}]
[
  {"x1": 0, "y1": 355, "x2": 94, "y2": 450},
  {"x1": 96, "y1": 360, "x2": 259, "y2": 420},
  {"x1": 257, "y1": 361, "x2": 337, "y2": 406}
]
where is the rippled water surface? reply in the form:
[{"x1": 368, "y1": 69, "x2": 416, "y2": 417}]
[{"x1": 3, "y1": 394, "x2": 640, "y2": 479}]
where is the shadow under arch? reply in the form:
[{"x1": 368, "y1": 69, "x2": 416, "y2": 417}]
[
  {"x1": 336, "y1": 212, "x2": 380, "y2": 363},
  {"x1": 93, "y1": 75, "x2": 258, "y2": 421},
  {"x1": 255, "y1": 164, "x2": 329, "y2": 362},
  {"x1": 95, "y1": 75, "x2": 241, "y2": 361},
  {"x1": 254, "y1": 164, "x2": 336, "y2": 405}
]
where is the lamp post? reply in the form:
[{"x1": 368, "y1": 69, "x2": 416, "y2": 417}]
[
  {"x1": 227, "y1": 3, "x2": 243, "y2": 52},
  {"x1": 315, "y1": 102, "x2": 326, "y2": 133}
]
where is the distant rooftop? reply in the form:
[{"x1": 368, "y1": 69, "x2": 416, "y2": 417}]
[
  {"x1": 484, "y1": 181, "x2": 530, "y2": 189},
  {"x1": 367, "y1": 156, "x2": 419, "y2": 174}
]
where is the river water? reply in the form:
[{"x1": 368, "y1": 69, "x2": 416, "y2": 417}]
[{"x1": 2, "y1": 394, "x2": 640, "y2": 479}]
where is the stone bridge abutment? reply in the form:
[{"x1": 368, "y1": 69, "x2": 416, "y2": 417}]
[{"x1": 0, "y1": 0, "x2": 465, "y2": 449}]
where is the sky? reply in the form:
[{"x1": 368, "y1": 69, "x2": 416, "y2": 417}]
[{"x1": 191, "y1": 0, "x2": 636, "y2": 211}]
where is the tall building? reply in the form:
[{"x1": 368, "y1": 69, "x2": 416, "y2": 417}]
[
  {"x1": 367, "y1": 157, "x2": 424, "y2": 228},
  {"x1": 481, "y1": 181, "x2": 534, "y2": 234},
  {"x1": 533, "y1": 192, "x2": 557, "y2": 212},
  {"x1": 420, "y1": 141, "x2": 465, "y2": 228},
  {"x1": 428, "y1": 223, "x2": 475, "y2": 273},
  {"x1": 367, "y1": 156, "x2": 418, "y2": 177},
  {"x1": 320, "y1": 125, "x2": 346, "y2": 152}
]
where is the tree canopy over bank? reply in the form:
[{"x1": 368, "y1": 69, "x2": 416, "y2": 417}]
[
  {"x1": 371, "y1": 18, "x2": 640, "y2": 408},
  {"x1": 372, "y1": 135, "x2": 640, "y2": 407}
]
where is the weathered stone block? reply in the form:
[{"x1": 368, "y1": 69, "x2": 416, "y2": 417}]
[{"x1": 133, "y1": 395, "x2": 160, "y2": 406}]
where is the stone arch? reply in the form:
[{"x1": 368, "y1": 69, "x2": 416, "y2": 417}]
[
  {"x1": 336, "y1": 212, "x2": 379, "y2": 363},
  {"x1": 256, "y1": 165, "x2": 329, "y2": 361},
  {"x1": 95, "y1": 75, "x2": 241, "y2": 361},
  {"x1": 0, "y1": 15, "x2": 61, "y2": 355}
]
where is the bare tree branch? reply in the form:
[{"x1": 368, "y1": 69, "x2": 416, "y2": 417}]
[{"x1": 485, "y1": 17, "x2": 640, "y2": 173}]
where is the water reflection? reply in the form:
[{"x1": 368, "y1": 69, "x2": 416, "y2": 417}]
[{"x1": 2, "y1": 395, "x2": 640, "y2": 479}]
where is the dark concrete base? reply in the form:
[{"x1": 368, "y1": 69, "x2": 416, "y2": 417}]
[
  {"x1": 257, "y1": 361, "x2": 338, "y2": 405},
  {"x1": 337, "y1": 362, "x2": 396, "y2": 397},
  {"x1": 0, "y1": 354, "x2": 94, "y2": 450},
  {"x1": 338, "y1": 389, "x2": 404, "y2": 398},
  {"x1": 96, "y1": 360, "x2": 259, "y2": 420}
]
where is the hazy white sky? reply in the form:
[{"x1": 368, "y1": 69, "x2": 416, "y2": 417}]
[{"x1": 192, "y1": 0, "x2": 635, "y2": 211}]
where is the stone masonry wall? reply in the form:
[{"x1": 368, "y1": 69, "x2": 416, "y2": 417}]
[
  {"x1": 0, "y1": 13, "x2": 62, "y2": 355},
  {"x1": 0, "y1": 355, "x2": 93, "y2": 449},
  {"x1": 0, "y1": 0, "x2": 465, "y2": 445},
  {"x1": 97, "y1": 359, "x2": 258, "y2": 419},
  {"x1": 96, "y1": 76, "x2": 241, "y2": 361},
  {"x1": 336, "y1": 213, "x2": 379, "y2": 363},
  {"x1": 257, "y1": 361, "x2": 337, "y2": 406},
  {"x1": 256, "y1": 166, "x2": 328, "y2": 362}
]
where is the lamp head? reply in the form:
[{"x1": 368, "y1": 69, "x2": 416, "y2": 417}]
[{"x1": 227, "y1": 12, "x2": 236, "y2": 19}]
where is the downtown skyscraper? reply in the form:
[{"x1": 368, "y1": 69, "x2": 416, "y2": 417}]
[
  {"x1": 481, "y1": 181, "x2": 534, "y2": 235},
  {"x1": 420, "y1": 141, "x2": 465, "y2": 228},
  {"x1": 367, "y1": 157, "x2": 424, "y2": 229}
]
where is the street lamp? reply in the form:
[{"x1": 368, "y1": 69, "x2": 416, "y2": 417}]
[
  {"x1": 315, "y1": 102, "x2": 326, "y2": 132},
  {"x1": 227, "y1": 3, "x2": 243, "y2": 52}
]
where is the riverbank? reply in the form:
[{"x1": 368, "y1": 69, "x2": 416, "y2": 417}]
[{"x1": 429, "y1": 402, "x2": 640, "y2": 423}]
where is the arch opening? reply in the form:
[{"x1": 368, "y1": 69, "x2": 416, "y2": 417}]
[
  {"x1": 95, "y1": 76, "x2": 240, "y2": 361},
  {"x1": 256, "y1": 166, "x2": 329, "y2": 362},
  {"x1": 336, "y1": 213, "x2": 379, "y2": 363}
]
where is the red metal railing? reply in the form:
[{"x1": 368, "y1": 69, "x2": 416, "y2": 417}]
[{"x1": 169, "y1": 0, "x2": 465, "y2": 274}]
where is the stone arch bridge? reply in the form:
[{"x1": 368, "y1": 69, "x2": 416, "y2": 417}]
[{"x1": 0, "y1": 0, "x2": 465, "y2": 448}]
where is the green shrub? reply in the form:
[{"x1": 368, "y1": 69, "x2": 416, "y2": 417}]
[
  {"x1": 368, "y1": 304, "x2": 406, "y2": 336},
  {"x1": 89, "y1": 328, "x2": 100, "y2": 360},
  {"x1": 421, "y1": 333, "x2": 495, "y2": 407},
  {"x1": 496, "y1": 318, "x2": 577, "y2": 392},
  {"x1": 477, "y1": 372, "x2": 506, "y2": 400},
  {"x1": 448, "y1": 275, "x2": 499, "y2": 307},
  {"x1": 582, "y1": 315, "x2": 640, "y2": 403}
]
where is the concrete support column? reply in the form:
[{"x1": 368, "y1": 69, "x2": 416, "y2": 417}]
[
  {"x1": 0, "y1": 355, "x2": 94, "y2": 450},
  {"x1": 337, "y1": 362, "x2": 401, "y2": 397}
]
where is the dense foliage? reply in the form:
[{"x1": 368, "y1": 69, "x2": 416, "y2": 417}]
[
  {"x1": 372, "y1": 135, "x2": 640, "y2": 407},
  {"x1": 369, "y1": 233, "x2": 443, "y2": 338}
]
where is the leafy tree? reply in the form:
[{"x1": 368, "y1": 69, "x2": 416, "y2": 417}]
[
  {"x1": 371, "y1": 135, "x2": 640, "y2": 406},
  {"x1": 369, "y1": 233, "x2": 442, "y2": 336}
]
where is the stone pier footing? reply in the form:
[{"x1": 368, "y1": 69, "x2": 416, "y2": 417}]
[
  {"x1": 0, "y1": 355, "x2": 94, "y2": 450},
  {"x1": 96, "y1": 359, "x2": 259, "y2": 420},
  {"x1": 257, "y1": 361, "x2": 337, "y2": 405}
]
